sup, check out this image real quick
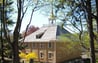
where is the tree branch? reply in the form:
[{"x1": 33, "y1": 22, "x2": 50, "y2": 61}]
[{"x1": 21, "y1": 6, "x2": 37, "y2": 45}]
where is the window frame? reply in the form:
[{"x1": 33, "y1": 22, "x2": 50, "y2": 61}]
[
  {"x1": 39, "y1": 52, "x2": 44, "y2": 58},
  {"x1": 40, "y1": 43, "x2": 44, "y2": 48},
  {"x1": 48, "y1": 52, "x2": 53, "y2": 59},
  {"x1": 32, "y1": 43, "x2": 36, "y2": 48},
  {"x1": 48, "y1": 42, "x2": 52, "y2": 48}
]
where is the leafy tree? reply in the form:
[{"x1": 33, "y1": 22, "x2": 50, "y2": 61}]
[
  {"x1": 38, "y1": 0, "x2": 98, "y2": 62},
  {"x1": 0, "y1": 0, "x2": 14, "y2": 63},
  {"x1": 51, "y1": 0, "x2": 97, "y2": 63}
]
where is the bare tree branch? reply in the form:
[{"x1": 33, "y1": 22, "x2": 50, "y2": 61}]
[{"x1": 22, "y1": 6, "x2": 36, "y2": 45}]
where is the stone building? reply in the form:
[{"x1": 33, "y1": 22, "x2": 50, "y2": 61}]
[
  {"x1": 21, "y1": 24, "x2": 81, "y2": 63},
  {"x1": 20, "y1": 10, "x2": 81, "y2": 63}
]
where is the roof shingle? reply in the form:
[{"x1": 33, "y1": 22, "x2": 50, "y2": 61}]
[{"x1": 23, "y1": 25, "x2": 69, "y2": 42}]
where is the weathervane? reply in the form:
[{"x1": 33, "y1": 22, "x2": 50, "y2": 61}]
[{"x1": 48, "y1": 0, "x2": 56, "y2": 25}]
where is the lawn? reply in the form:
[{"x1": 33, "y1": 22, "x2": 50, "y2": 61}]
[{"x1": 96, "y1": 58, "x2": 98, "y2": 63}]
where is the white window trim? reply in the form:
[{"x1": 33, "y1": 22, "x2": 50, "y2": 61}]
[{"x1": 39, "y1": 51, "x2": 44, "y2": 58}]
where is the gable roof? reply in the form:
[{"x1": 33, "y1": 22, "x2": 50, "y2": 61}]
[{"x1": 23, "y1": 25, "x2": 70, "y2": 42}]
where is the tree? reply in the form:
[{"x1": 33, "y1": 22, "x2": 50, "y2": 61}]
[
  {"x1": 0, "y1": 0, "x2": 14, "y2": 63},
  {"x1": 1, "y1": 0, "x2": 48, "y2": 63},
  {"x1": 48, "y1": 0, "x2": 97, "y2": 63},
  {"x1": 22, "y1": 25, "x2": 39, "y2": 37},
  {"x1": 95, "y1": 0, "x2": 98, "y2": 33},
  {"x1": 39, "y1": 0, "x2": 98, "y2": 63},
  {"x1": 86, "y1": 0, "x2": 95, "y2": 63}
]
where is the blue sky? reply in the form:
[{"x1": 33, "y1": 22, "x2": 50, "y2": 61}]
[
  {"x1": 11, "y1": 0, "x2": 73, "y2": 33},
  {"x1": 20, "y1": 10, "x2": 49, "y2": 32},
  {"x1": 11, "y1": 0, "x2": 50, "y2": 33},
  {"x1": 11, "y1": 5, "x2": 49, "y2": 33}
]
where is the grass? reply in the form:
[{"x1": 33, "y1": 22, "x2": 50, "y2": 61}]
[
  {"x1": 96, "y1": 52, "x2": 98, "y2": 63},
  {"x1": 96, "y1": 58, "x2": 98, "y2": 63}
]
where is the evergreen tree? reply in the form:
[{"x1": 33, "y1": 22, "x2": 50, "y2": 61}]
[{"x1": 0, "y1": 0, "x2": 14, "y2": 63}]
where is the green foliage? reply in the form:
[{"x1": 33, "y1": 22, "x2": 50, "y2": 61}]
[
  {"x1": 58, "y1": 33, "x2": 81, "y2": 50},
  {"x1": 53, "y1": 0, "x2": 97, "y2": 33},
  {"x1": 96, "y1": 58, "x2": 98, "y2": 63},
  {"x1": 58, "y1": 32, "x2": 98, "y2": 49},
  {"x1": 82, "y1": 32, "x2": 98, "y2": 49},
  {"x1": 0, "y1": 0, "x2": 14, "y2": 59},
  {"x1": 58, "y1": 33, "x2": 80, "y2": 42}
]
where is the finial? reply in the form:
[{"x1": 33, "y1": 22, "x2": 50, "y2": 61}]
[{"x1": 48, "y1": 0, "x2": 56, "y2": 25}]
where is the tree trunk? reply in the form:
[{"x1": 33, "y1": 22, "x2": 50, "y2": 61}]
[
  {"x1": 1, "y1": 0, "x2": 5, "y2": 63},
  {"x1": 1, "y1": 23, "x2": 5, "y2": 63},
  {"x1": 12, "y1": 0, "x2": 22, "y2": 63},
  {"x1": 87, "y1": 0, "x2": 96, "y2": 63},
  {"x1": 12, "y1": 42, "x2": 20, "y2": 63}
]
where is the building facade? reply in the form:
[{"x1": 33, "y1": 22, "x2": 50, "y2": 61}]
[{"x1": 21, "y1": 25, "x2": 81, "y2": 63}]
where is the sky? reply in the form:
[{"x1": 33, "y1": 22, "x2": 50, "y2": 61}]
[
  {"x1": 11, "y1": 0, "x2": 50, "y2": 33},
  {"x1": 11, "y1": 5, "x2": 50, "y2": 33},
  {"x1": 12, "y1": 9, "x2": 72, "y2": 33},
  {"x1": 11, "y1": 0, "x2": 73, "y2": 33},
  {"x1": 20, "y1": 10, "x2": 49, "y2": 32}
]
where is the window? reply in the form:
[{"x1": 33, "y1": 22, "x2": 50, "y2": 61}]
[
  {"x1": 26, "y1": 43, "x2": 30, "y2": 48},
  {"x1": 36, "y1": 32, "x2": 44, "y2": 39},
  {"x1": 32, "y1": 43, "x2": 36, "y2": 48},
  {"x1": 48, "y1": 53, "x2": 53, "y2": 59},
  {"x1": 40, "y1": 52, "x2": 44, "y2": 58},
  {"x1": 25, "y1": 49, "x2": 30, "y2": 54},
  {"x1": 48, "y1": 42, "x2": 52, "y2": 48},
  {"x1": 36, "y1": 30, "x2": 46, "y2": 39},
  {"x1": 40, "y1": 43, "x2": 44, "y2": 48}
]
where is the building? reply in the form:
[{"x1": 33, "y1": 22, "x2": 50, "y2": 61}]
[
  {"x1": 20, "y1": 24, "x2": 81, "y2": 63},
  {"x1": 20, "y1": 10, "x2": 81, "y2": 63}
]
